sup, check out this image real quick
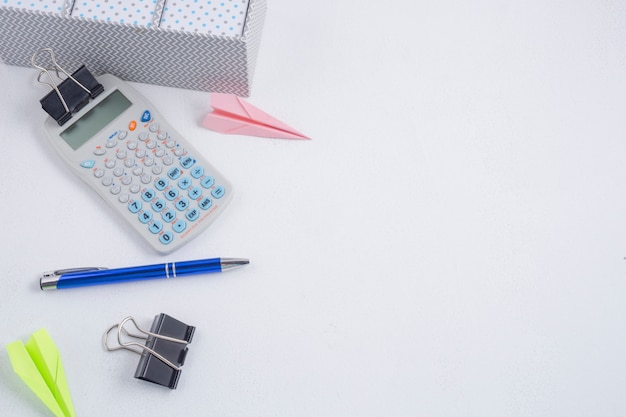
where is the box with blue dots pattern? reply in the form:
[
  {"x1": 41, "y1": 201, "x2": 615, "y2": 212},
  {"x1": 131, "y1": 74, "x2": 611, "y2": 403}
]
[
  {"x1": 159, "y1": 0, "x2": 249, "y2": 35},
  {"x1": 2, "y1": 0, "x2": 249, "y2": 35},
  {"x1": 2, "y1": 0, "x2": 69, "y2": 14}
]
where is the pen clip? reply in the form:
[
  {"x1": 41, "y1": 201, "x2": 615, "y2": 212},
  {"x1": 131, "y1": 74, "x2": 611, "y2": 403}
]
[
  {"x1": 40, "y1": 267, "x2": 108, "y2": 290},
  {"x1": 42, "y1": 267, "x2": 108, "y2": 279}
]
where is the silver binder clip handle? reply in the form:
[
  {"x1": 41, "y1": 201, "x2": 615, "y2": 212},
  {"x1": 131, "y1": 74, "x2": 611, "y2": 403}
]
[
  {"x1": 31, "y1": 48, "x2": 93, "y2": 95},
  {"x1": 103, "y1": 316, "x2": 189, "y2": 371}
]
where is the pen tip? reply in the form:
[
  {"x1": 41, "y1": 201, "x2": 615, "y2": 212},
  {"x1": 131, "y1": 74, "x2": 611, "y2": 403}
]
[{"x1": 220, "y1": 258, "x2": 250, "y2": 271}]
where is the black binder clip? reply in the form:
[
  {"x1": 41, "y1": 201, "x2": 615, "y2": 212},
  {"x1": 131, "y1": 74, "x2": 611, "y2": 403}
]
[
  {"x1": 104, "y1": 314, "x2": 196, "y2": 389},
  {"x1": 31, "y1": 48, "x2": 104, "y2": 126}
]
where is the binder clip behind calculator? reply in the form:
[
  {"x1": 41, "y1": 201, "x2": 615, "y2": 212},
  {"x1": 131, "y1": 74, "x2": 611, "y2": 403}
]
[
  {"x1": 103, "y1": 314, "x2": 196, "y2": 389},
  {"x1": 31, "y1": 48, "x2": 104, "y2": 126}
]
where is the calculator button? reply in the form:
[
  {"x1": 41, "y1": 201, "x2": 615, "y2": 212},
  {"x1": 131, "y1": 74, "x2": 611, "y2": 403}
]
[
  {"x1": 127, "y1": 140, "x2": 138, "y2": 150},
  {"x1": 201, "y1": 176, "x2": 214, "y2": 188},
  {"x1": 152, "y1": 165, "x2": 163, "y2": 175},
  {"x1": 165, "y1": 188, "x2": 179, "y2": 201},
  {"x1": 152, "y1": 198, "x2": 166, "y2": 212},
  {"x1": 163, "y1": 155, "x2": 174, "y2": 166},
  {"x1": 129, "y1": 120, "x2": 137, "y2": 131},
  {"x1": 116, "y1": 150, "x2": 127, "y2": 159},
  {"x1": 149, "y1": 221, "x2": 163, "y2": 234},
  {"x1": 161, "y1": 208, "x2": 176, "y2": 223},
  {"x1": 119, "y1": 193, "x2": 129, "y2": 203},
  {"x1": 173, "y1": 219, "x2": 186, "y2": 233},
  {"x1": 180, "y1": 156, "x2": 195, "y2": 169},
  {"x1": 121, "y1": 175, "x2": 132, "y2": 185},
  {"x1": 178, "y1": 177, "x2": 192, "y2": 190},
  {"x1": 144, "y1": 157, "x2": 154, "y2": 167},
  {"x1": 212, "y1": 186, "x2": 225, "y2": 199},
  {"x1": 138, "y1": 210, "x2": 153, "y2": 224},
  {"x1": 174, "y1": 148, "x2": 184, "y2": 156},
  {"x1": 186, "y1": 208, "x2": 200, "y2": 222},
  {"x1": 175, "y1": 198, "x2": 190, "y2": 211},
  {"x1": 191, "y1": 166, "x2": 204, "y2": 179},
  {"x1": 188, "y1": 187, "x2": 201, "y2": 199},
  {"x1": 132, "y1": 166, "x2": 143, "y2": 176},
  {"x1": 149, "y1": 123, "x2": 159, "y2": 132},
  {"x1": 155, "y1": 178, "x2": 169, "y2": 190},
  {"x1": 124, "y1": 158, "x2": 135, "y2": 168},
  {"x1": 199, "y1": 197, "x2": 212, "y2": 210},
  {"x1": 94, "y1": 169, "x2": 105, "y2": 178},
  {"x1": 135, "y1": 149, "x2": 146, "y2": 158},
  {"x1": 146, "y1": 140, "x2": 156, "y2": 150},
  {"x1": 128, "y1": 200, "x2": 142, "y2": 213},
  {"x1": 94, "y1": 148, "x2": 106, "y2": 156},
  {"x1": 118, "y1": 130, "x2": 128, "y2": 140},
  {"x1": 165, "y1": 139, "x2": 175, "y2": 148},
  {"x1": 142, "y1": 189, "x2": 156, "y2": 201},
  {"x1": 155, "y1": 149, "x2": 165, "y2": 158},
  {"x1": 102, "y1": 177, "x2": 113, "y2": 186},
  {"x1": 81, "y1": 159, "x2": 96, "y2": 169},
  {"x1": 141, "y1": 174, "x2": 152, "y2": 184},
  {"x1": 160, "y1": 231, "x2": 173, "y2": 245},
  {"x1": 167, "y1": 167, "x2": 181, "y2": 180},
  {"x1": 157, "y1": 131, "x2": 167, "y2": 140},
  {"x1": 105, "y1": 159, "x2": 116, "y2": 169},
  {"x1": 106, "y1": 140, "x2": 117, "y2": 148},
  {"x1": 141, "y1": 110, "x2": 151, "y2": 123},
  {"x1": 113, "y1": 167, "x2": 124, "y2": 177},
  {"x1": 138, "y1": 132, "x2": 149, "y2": 141},
  {"x1": 111, "y1": 185, "x2": 121, "y2": 195},
  {"x1": 130, "y1": 184, "x2": 141, "y2": 194}
]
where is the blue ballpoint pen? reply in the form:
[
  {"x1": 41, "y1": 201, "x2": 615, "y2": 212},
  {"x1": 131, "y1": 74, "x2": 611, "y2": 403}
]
[{"x1": 40, "y1": 257, "x2": 249, "y2": 290}]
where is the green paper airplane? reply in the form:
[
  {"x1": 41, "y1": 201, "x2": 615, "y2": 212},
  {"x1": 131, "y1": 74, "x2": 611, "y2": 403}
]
[{"x1": 6, "y1": 328, "x2": 76, "y2": 417}]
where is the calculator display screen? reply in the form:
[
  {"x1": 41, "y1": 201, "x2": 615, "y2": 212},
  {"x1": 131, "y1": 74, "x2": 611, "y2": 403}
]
[{"x1": 60, "y1": 90, "x2": 132, "y2": 150}]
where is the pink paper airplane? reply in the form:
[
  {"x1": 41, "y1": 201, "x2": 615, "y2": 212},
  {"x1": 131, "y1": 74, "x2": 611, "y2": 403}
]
[{"x1": 202, "y1": 93, "x2": 309, "y2": 140}]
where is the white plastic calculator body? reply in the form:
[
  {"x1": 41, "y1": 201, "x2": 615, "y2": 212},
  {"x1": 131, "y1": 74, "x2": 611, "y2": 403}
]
[{"x1": 42, "y1": 74, "x2": 233, "y2": 254}]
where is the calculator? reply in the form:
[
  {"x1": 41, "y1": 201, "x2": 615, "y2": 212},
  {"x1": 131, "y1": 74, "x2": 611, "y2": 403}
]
[{"x1": 42, "y1": 74, "x2": 233, "y2": 254}]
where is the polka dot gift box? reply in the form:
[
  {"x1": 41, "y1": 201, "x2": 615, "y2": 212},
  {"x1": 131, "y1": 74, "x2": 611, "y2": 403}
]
[
  {"x1": 2, "y1": 0, "x2": 69, "y2": 14},
  {"x1": 0, "y1": 0, "x2": 266, "y2": 94},
  {"x1": 160, "y1": 0, "x2": 249, "y2": 36},
  {"x1": 70, "y1": 0, "x2": 161, "y2": 27}
]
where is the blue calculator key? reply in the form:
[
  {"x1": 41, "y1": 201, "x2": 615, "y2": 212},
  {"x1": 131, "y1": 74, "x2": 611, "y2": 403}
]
[
  {"x1": 80, "y1": 159, "x2": 96, "y2": 169},
  {"x1": 180, "y1": 156, "x2": 195, "y2": 169},
  {"x1": 149, "y1": 221, "x2": 163, "y2": 234},
  {"x1": 128, "y1": 200, "x2": 142, "y2": 213},
  {"x1": 164, "y1": 187, "x2": 179, "y2": 201},
  {"x1": 188, "y1": 186, "x2": 202, "y2": 199},
  {"x1": 161, "y1": 208, "x2": 176, "y2": 223},
  {"x1": 138, "y1": 210, "x2": 153, "y2": 224},
  {"x1": 142, "y1": 189, "x2": 156, "y2": 201},
  {"x1": 141, "y1": 110, "x2": 151, "y2": 123},
  {"x1": 178, "y1": 177, "x2": 192, "y2": 190},
  {"x1": 191, "y1": 166, "x2": 204, "y2": 179},
  {"x1": 211, "y1": 186, "x2": 226, "y2": 199},
  {"x1": 175, "y1": 198, "x2": 190, "y2": 211},
  {"x1": 152, "y1": 198, "x2": 166, "y2": 212},
  {"x1": 199, "y1": 197, "x2": 212, "y2": 210},
  {"x1": 167, "y1": 167, "x2": 182, "y2": 180},
  {"x1": 159, "y1": 231, "x2": 173, "y2": 245},
  {"x1": 186, "y1": 208, "x2": 200, "y2": 221},
  {"x1": 155, "y1": 178, "x2": 169, "y2": 191},
  {"x1": 173, "y1": 219, "x2": 187, "y2": 233},
  {"x1": 201, "y1": 176, "x2": 214, "y2": 188}
]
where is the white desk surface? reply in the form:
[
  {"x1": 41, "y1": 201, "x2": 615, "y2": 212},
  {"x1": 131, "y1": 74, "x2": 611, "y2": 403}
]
[{"x1": 2, "y1": 1, "x2": 626, "y2": 416}]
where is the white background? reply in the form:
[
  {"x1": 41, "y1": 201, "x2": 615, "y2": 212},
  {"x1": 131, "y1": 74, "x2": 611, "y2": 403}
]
[{"x1": 2, "y1": 1, "x2": 626, "y2": 416}]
